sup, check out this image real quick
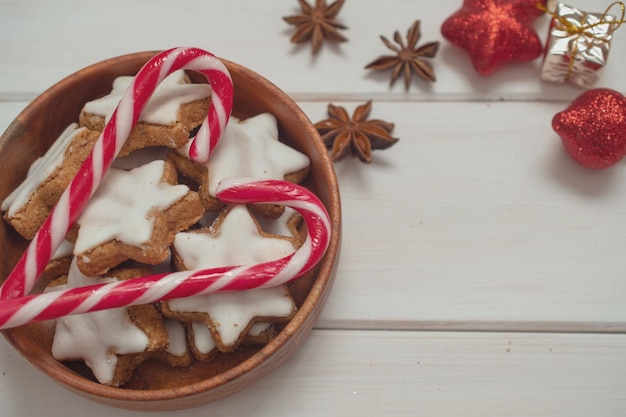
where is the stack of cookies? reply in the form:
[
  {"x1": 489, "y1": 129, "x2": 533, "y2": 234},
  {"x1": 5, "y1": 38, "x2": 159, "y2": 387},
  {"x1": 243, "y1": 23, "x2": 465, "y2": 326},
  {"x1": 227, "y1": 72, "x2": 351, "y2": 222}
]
[{"x1": 1, "y1": 70, "x2": 311, "y2": 387}]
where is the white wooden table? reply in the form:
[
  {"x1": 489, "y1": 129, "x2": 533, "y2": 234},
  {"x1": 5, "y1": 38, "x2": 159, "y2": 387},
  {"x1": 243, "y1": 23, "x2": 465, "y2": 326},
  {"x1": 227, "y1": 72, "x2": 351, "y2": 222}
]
[{"x1": 1, "y1": 1, "x2": 625, "y2": 415}]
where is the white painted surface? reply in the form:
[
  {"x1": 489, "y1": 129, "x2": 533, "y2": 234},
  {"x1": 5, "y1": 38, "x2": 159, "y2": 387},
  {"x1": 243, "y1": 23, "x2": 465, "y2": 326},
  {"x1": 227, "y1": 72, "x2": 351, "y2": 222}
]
[
  {"x1": 1, "y1": 0, "x2": 625, "y2": 415},
  {"x1": 0, "y1": 0, "x2": 623, "y2": 100},
  {"x1": 1, "y1": 331, "x2": 626, "y2": 416}
]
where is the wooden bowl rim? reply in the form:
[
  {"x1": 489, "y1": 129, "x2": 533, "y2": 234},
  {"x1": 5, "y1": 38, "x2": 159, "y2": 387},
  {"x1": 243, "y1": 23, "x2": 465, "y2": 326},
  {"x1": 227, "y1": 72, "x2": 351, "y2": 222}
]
[{"x1": 1, "y1": 50, "x2": 342, "y2": 406}]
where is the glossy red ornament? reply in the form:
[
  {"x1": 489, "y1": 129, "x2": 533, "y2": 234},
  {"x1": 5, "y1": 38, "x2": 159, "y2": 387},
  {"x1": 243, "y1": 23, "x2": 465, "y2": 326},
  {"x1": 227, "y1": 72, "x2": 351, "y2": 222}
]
[
  {"x1": 441, "y1": 0, "x2": 546, "y2": 75},
  {"x1": 552, "y1": 89, "x2": 626, "y2": 169}
]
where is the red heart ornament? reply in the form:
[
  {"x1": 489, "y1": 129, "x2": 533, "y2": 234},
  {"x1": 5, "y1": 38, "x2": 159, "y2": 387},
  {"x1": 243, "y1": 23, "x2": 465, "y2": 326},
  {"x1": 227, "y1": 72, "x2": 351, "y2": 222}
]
[{"x1": 552, "y1": 89, "x2": 626, "y2": 169}]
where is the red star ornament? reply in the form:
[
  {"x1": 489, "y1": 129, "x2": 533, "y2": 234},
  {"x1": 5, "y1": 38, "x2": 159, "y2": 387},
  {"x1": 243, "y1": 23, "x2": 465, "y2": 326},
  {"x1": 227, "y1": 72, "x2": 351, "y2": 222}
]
[
  {"x1": 441, "y1": 0, "x2": 546, "y2": 76},
  {"x1": 552, "y1": 89, "x2": 626, "y2": 169}
]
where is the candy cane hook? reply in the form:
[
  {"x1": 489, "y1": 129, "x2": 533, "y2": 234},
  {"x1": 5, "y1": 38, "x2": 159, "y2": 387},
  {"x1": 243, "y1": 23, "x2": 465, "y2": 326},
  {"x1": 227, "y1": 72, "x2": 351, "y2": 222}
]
[{"x1": 0, "y1": 47, "x2": 234, "y2": 300}]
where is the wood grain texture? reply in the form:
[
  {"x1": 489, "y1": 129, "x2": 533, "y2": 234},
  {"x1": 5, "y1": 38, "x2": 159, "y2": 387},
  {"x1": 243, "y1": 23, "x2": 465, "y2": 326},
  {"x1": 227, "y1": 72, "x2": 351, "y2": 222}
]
[
  {"x1": 0, "y1": 1, "x2": 623, "y2": 101},
  {"x1": 1, "y1": 330, "x2": 626, "y2": 417},
  {"x1": 299, "y1": 101, "x2": 626, "y2": 330},
  {"x1": 1, "y1": 0, "x2": 625, "y2": 413},
  {"x1": 2, "y1": 98, "x2": 626, "y2": 331}
]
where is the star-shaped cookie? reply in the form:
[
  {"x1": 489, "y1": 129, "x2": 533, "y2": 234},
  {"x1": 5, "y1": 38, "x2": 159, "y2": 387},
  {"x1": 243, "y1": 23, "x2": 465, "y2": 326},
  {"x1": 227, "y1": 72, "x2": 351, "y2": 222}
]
[
  {"x1": 441, "y1": 0, "x2": 545, "y2": 75},
  {"x1": 256, "y1": 206, "x2": 303, "y2": 245},
  {"x1": 161, "y1": 204, "x2": 298, "y2": 352},
  {"x1": 153, "y1": 317, "x2": 194, "y2": 367},
  {"x1": 171, "y1": 113, "x2": 310, "y2": 217},
  {"x1": 49, "y1": 260, "x2": 168, "y2": 387},
  {"x1": 1, "y1": 123, "x2": 100, "y2": 240},
  {"x1": 79, "y1": 70, "x2": 211, "y2": 156},
  {"x1": 73, "y1": 159, "x2": 203, "y2": 276},
  {"x1": 187, "y1": 321, "x2": 276, "y2": 361}
]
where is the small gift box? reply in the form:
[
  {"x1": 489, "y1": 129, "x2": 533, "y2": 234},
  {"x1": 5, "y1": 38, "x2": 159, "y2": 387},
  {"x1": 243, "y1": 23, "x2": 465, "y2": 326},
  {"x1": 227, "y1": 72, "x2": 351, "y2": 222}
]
[{"x1": 540, "y1": 2, "x2": 620, "y2": 87}]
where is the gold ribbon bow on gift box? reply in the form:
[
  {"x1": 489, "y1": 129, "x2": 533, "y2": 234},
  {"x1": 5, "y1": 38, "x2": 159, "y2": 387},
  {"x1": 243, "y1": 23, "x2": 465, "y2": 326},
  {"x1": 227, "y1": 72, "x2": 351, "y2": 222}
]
[{"x1": 538, "y1": 1, "x2": 624, "y2": 86}]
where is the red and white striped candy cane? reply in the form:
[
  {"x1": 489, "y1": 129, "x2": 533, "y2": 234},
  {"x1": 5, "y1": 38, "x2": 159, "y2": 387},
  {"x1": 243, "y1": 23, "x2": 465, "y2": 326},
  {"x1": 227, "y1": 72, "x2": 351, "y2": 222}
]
[
  {"x1": 0, "y1": 47, "x2": 234, "y2": 300},
  {"x1": 0, "y1": 179, "x2": 331, "y2": 330}
]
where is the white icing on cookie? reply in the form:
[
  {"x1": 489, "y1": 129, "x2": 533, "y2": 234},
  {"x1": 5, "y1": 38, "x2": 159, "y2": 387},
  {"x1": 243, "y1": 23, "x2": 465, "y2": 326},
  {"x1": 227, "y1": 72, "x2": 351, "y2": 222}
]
[
  {"x1": 247, "y1": 322, "x2": 272, "y2": 337},
  {"x1": 2, "y1": 123, "x2": 84, "y2": 216},
  {"x1": 74, "y1": 160, "x2": 189, "y2": 254},
  {"x1": 257, "y1": 207, "x2": 300, "y2": 237},
  {"x1": 190, "y1": 321, "x2": 271, "y2": 354},
  {"x1": 169, "y1": 205, "x2": 296, "y2": 347},
  {"x1": 50, "y1": 259, "x2": 149, "y2": 385},
  {"x1": 173, "y1": 205, "x2": 295, "y2": 267},
  {"x1": 172, "y1": 287, "x2": 294, "y2": 347},
  {"x1": 52, "y1": 239, "x2": 74, "y2": 260},
  {"x1": 82, "y1": 70, "x2": 211, "y2": 125},
  {"x1": 190, "y1": 321, "x2": 216, "y2": 355},
  {"x1": 203, "y1": 113, "x2": 310, "y2": 196},
  {"x1": 163, "y1": 318, "x2": 188, "y2": 357}
]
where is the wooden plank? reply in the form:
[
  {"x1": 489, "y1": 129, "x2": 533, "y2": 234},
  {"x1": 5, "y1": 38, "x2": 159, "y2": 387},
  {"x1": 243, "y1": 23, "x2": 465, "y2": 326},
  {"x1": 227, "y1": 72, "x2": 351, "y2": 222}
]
[
  {"x1": 303, "y1": 100, "x2": 626, "y2": 330},
  {"x1": 2, "y1": 100, "x2": 626, "y2": 331},
  {"x1": 1, "y1": 0, "x2": 625, "y2": 414},
  {"x1": 0, "y1": 0, "x2": 623, "y2": 101},
  {"x1": 1, "y1": 330, "x2": 625, "y2": 416}
]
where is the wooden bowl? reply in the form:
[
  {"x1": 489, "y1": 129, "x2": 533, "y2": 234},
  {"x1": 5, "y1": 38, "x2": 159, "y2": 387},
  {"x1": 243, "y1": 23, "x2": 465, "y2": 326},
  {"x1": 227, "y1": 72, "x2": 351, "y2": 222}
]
[{"x1": 0, "y1": 51, "x2": 341, "y2": 410}]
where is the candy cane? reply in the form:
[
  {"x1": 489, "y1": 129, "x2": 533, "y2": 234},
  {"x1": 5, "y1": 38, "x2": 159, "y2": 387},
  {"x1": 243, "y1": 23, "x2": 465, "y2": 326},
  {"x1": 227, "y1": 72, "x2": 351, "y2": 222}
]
[
  {"x1": 0, "y1": 179, "x2": 331, "y2": 330},
  {"x1": 0, "y1": 47, "x2": 234, "y2": 300}
]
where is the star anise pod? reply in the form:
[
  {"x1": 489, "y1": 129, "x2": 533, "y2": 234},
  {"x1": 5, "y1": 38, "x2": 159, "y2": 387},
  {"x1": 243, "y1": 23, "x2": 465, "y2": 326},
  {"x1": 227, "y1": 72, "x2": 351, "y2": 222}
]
[
  {"x1": 283, "y1": 0, "x2": 348, "y2": 54},
  {"x1": 314, "y1": 100, "x2": 398, "y2": 163},
  {"x1": 365, "y1": 20, "x2": 440, "y2": 90}
]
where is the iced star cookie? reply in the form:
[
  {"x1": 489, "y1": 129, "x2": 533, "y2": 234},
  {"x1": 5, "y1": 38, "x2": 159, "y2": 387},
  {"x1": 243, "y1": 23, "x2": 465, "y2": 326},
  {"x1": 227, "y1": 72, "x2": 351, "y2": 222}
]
[
  {"x1": 158, "y1": 319, "x2": 277, "y2": 364},
  {"x1": 72, "y1": 158, "x2": 203, "y2": 276},
  {"x1": 79, "y1": 70, "x2": 211, "y2": 156},
  {"x1": 1, "y1": 123, "x2": 99, "y2": 239},
  {"x1": 257, "y1": 207, "x2": 304, "y2": 245},
  {"x1": 153, "y1": 318, "x2": 194, "y2": 367},
  {"x1": 170, "y1": 113, "x2": 310, "y2": 218},
  {"x1": 161, "y1": 204, "x2": 298, "y2": 352},
  {"x1": 186, "y1": 321, "x2": 276, "y2": 361},
  {"x1": 243, "y1": 322, "x2": 277, "y2": 345},
  {"x1": 49, "y1": 260, "x2": 168, "y2": 387},
  {"x1": 187, "y1": 321, "x2": 218, "y2": 361},
  {"x1": 166, "y1": 287, "x2": 295, "y2": 353}
]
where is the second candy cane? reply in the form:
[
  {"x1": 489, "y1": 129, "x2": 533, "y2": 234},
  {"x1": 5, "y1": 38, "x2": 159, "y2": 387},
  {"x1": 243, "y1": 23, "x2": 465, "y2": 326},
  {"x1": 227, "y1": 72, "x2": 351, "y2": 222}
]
[{"x1": 0, "y1": 178, "x2": 332, "y2": 331}]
